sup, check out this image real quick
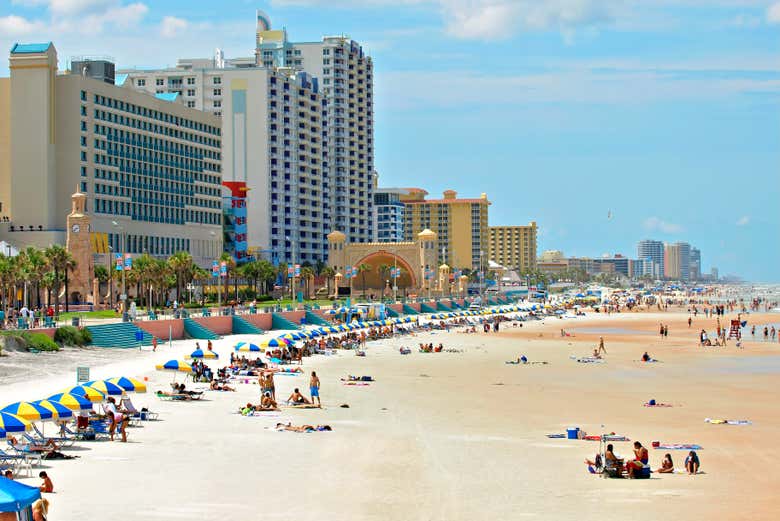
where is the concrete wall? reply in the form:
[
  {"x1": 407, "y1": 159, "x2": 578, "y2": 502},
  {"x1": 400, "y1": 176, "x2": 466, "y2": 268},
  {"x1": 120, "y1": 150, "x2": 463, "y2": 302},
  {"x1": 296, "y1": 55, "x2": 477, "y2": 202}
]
[
  {"x1": 193, "y1": 316, "x2": 232, "y2": 335},
  {"x1": 136, "y1": 319, "x2": 185, "y2": 340},
  {"x1": 27, "y1": 327, "x2": 56, "y2": 339},
  {"x1": 243, "y1": 313, "x2": 273, "y2": 331},
  {"x1": 281, "y1": 310, "x2": 305, "y2": 325}
]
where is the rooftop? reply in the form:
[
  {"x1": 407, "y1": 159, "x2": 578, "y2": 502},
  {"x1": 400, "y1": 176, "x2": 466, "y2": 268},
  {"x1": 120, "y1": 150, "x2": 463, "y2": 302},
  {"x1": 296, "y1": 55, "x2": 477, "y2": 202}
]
[{"x1": 10, "y1": 42, "x2": 52, "y2": 54}]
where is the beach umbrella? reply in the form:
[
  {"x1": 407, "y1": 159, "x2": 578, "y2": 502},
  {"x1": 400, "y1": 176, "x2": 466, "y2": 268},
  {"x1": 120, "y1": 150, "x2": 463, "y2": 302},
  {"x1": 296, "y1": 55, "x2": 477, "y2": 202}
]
[
  {"x1": 47, "y1": 392, "x2": 93, "y2": 412},
  {"x1": 262, "y1": 338, "x2": 290, "y2": 348},
  {"x1": 187, "y1": 348, "x2": 219, "y2": 359},
  {"x1": 155, "y1": 360, "x2": 193, "y2": 373},
  {"x1": 105, "y1": 377, "x2": 147, "y2": 393},
  {"x1": 0, "y1": 412, "x2": 31, "y2": 433},
  {"x1": 0, "y1": 428, "x2": 5, "y2": 440},
  {"x1": 0, "y1": 474, "x2": 42, "y2": 512},
  {"x1": 307, "y1": 329, "x2": 321, "y2": 337},
  {"x1": 315, "y1": 327, "x2": 329, "y2": 335},
  {"x1": 61, "y1": 385, "x2": 106, "y2": 403},
  {"x1": 0, "y1": 402, "x2": 53, "y2": 422},
  {"x1": 32, "y1": 399, "x2": 73, "y2": 420},
  {"x1": 83, "y1": 380, "x2": 125, "y2": 397},
  {"x1": 235, "y1": 342, "x2": 263, "y2": 352}
]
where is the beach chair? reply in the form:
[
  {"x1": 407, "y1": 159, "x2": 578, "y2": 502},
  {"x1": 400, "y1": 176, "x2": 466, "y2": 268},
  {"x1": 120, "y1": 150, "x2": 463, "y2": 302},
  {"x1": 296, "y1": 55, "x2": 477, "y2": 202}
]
[
  {"x1": 602, "y1": 459, "x2": 625, "y2": 479},
  {"x1": 120, "y1": 397, "x2": 159, "y2": 421},
  {"x1": 32, "y1": 424, "x2": 75, "y2": 448},
  {"x1": 0, "y1": 448, "x2": 28, "y2": 477}
]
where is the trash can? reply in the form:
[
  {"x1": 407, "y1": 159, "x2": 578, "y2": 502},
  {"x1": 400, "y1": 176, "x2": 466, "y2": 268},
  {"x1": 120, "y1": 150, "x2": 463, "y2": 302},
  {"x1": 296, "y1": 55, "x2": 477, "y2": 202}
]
[
  {"x1": 71, "y1": 317, "x2": 80, "y2": 327},
  {"x1": 134, "y1": 330, "x2": 143, "y2": 342},
  {"x1": 122, "y1": 312, "x2": 130, "y2": 322}
]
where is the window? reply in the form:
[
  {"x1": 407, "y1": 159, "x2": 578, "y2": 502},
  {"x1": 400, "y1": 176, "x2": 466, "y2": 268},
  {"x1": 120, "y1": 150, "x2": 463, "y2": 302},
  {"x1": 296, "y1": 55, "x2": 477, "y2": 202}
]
[
  {"x1": 187, "y1": 101, "x2": 196, "y2": 108},
  {"x1": 137, "y1": 79, "x2": 146, "y2": 86},
  {"x1": 187, "y1": 89, "x2": 195, "y2": 96},
  {"x1": 213, "y1": 88, "x2": 221, "y2": 96},
  {"x1": 213, "y1": 100, "x2": 221, "y2": 108},
  {"x1": 213, "y1": 77, "x2": 222, "y2": 85},
  {"x1": 323, "y1": 49, "x2": 330, "y2": 56},
  {"x1": 187, "y1": 77, "x2": 195, "y2": 85},
  {"x1": 156, "y1": 78, "x2": 164, "y2": 86}
]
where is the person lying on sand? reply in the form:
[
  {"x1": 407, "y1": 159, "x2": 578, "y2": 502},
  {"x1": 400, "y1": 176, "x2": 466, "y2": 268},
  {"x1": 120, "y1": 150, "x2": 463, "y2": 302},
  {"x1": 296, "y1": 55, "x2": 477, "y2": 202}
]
[
  {"x1": 210, "y1": 381, "x2": 236, "y2": 391},
  {"x1": 287, "y1": 388, "x2": 311, "y2": 405},
  {"x1": 275, "y1": 423, "x2": 332, "y2": 433},
  {"x1": 592, "y1": 349, "x2": 602, "y2": 359},
  {"x1": 656, "y1": 453, "x2": 674, "y2": 473},
  {"x1": 399, "y1": 347, "x2": 411, "y2": 355},
  {"x1": 506, "y1": 355, "x2": 529, "y2": 365}
]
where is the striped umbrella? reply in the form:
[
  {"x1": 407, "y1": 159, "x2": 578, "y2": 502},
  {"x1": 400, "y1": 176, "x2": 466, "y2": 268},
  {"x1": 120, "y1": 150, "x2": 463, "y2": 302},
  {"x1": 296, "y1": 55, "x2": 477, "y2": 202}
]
[
  {"x1": 105, "y1": 377, "x2": 147, "y2": 393},
  {"x1": 307, "y1": 329, "x2": 321, "y2": 337},
  {"x1": 0, "y1": 412, "x2": 31, "y2": 433},
  {"x1": 0, "y1": 427, "x2": 5, "y2": 440},
  {"x1": 234, "y1": 342, "x2": 263, "y2": 352},
  {"x1": 155, "y1": 360, "x2": 193, "y2": 373},
  {"x1": 32, "y1": 399, "x2": 73, "y2": 420},
  {"x1": 83, "y1": 380, "x2": 125, "y2": 397},
  {"x1": 62, "y1": 385, "x2": 106, "y2": 403},
  {"x1": 259, "y1": 338, "x2": 289, "y2": 348},
  {"x1": 47, "y1": 392, "x2": 93, "y2": 412},
  {"x1": 327, "y1": 326, "x2": 340, "y2": 333},
  {"x1": 315, "y1": 328, "x2": 329, "y2": 335},
  {"x1": 1, "y1": 402, "x2": 53, "y2": 422},
  {"x1": 187, "y1": 348, "x2": 219, "y2": 359}
]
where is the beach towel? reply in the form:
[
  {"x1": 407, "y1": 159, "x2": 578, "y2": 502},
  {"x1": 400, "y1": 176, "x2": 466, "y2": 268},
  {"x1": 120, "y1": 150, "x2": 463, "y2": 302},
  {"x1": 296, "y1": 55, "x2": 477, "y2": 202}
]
[
  {"x1": 584, "y1": 435, "x2": 630, "y2": 442},
  {"x1": 286, "y1": 404, "x2": 320, "y2": 409},
  {"x1": 546, "y1": 433, "x2": 566, "y2": 438},
  {"x1": 643, "y1": 402, "x2": 673, "y2": 407},
  {"x1": 573, "y1": 357, "x2": 604, "y2": 364},
  {"x1": 655, "y1": 444, "x2": 703, "y2": 450},
  {"x1": 342, "y1": 382, "x2": 370, "y2": 386},
  {"x1": 248, "y1": 411, "x2": 282, "y2": 417},
  {"x1": 705, "y1": 418, "x2": 752, "y2": 425}
]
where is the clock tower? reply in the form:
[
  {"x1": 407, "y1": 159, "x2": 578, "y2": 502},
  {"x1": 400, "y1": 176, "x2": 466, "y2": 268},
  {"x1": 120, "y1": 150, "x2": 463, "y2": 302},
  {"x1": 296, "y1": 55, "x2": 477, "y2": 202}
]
[{"x1": 65, "y1": 188, "x2": 94, "y2": 304}]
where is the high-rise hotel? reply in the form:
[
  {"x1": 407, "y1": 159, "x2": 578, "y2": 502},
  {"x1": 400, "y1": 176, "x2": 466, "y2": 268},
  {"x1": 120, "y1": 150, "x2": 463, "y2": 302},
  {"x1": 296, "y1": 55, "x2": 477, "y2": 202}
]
[
  {"x1": 120, "y1": 10, "x2": 374, "y2": 263},
  {"x1": 0, "y1": 43, "x2": 223, "y2": 266}
]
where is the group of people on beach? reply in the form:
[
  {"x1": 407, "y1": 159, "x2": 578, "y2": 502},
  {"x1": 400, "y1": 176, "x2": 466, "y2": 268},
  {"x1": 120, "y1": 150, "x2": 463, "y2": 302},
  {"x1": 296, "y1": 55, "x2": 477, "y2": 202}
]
[{"x1": 586, "y1": 441, "x2": 701, "y2": 478}]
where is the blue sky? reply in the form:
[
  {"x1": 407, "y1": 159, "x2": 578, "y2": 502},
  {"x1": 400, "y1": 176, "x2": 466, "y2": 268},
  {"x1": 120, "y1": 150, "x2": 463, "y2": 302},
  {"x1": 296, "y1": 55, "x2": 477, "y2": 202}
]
[{"x1": 1, "y1": 0, "x2": 779, "y2": 281}]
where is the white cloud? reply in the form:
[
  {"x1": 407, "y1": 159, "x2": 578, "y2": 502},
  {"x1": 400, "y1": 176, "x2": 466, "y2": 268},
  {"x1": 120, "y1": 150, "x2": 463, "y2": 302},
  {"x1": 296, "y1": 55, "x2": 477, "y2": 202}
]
[
  {"x1": 736, "y1": 215, "x2": 750, "y2": 226},
  {"x1": 643, "y1": 217, "x2": 683, "y2": 234},
  {"x1": 768, "y1": 1, "x2": 780, "y2": 23},
  {"x1": 0, "y1": 15, "x2": 46, "y2": 36},
  {"x1": 160, "y1": 15, "x2": 188, "y2": 38}
]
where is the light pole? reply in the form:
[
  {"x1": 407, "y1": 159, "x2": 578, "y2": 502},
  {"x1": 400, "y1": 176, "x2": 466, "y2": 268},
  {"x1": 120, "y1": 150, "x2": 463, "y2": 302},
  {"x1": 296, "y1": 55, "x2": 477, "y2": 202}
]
[
  {"x1": 479, "y1": 249, "x2": 485, "y2": 304},
  {"x1": 392, "y1": 251, "x2": 398, "y2": 303},
  {"x1": 107, "y1": 245, "x2": 113, "y2": 308},
  {"x1": 112, "y1": 221, "x2": 127, "y2": 317}
]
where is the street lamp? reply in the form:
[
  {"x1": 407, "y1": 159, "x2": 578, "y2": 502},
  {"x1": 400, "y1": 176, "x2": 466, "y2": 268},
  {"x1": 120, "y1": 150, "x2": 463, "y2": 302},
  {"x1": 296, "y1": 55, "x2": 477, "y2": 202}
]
[
  {"x1": 107, "y1": 245, "x2": 113, "y2": 308},
  {"x1": 111, "y1": 221, "x2": 127, "y2": 318}
]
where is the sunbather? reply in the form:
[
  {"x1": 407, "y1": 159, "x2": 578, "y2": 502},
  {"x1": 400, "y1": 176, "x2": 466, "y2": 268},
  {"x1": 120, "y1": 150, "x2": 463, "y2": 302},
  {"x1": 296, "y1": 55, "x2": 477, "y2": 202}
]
[
  {"x1": 209, "y1": 380, "x2": 236, "y2": 391},
  {"x1": 7, "y1": 435, "x2": 58, "y2": 452},
  {"x1": 625, "y1": 441, "x2": 649, "y2": 478},
  {"x1": 656, "y1": 453, "x2": 674, "y2": 473},
  {"x1": 275, "y1": 423, "x2": 332, "y2": 432},
  {"x1": 685, "y1": 450, "x2": 700, "y2": 474},
  {"x1": 287, "y1": 388, "x2": 311, "y2": 405}
]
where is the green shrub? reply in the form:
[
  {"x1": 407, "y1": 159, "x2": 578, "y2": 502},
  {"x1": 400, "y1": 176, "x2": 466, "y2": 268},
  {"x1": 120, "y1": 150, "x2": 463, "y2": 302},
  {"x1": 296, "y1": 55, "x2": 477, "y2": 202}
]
[
  {"x1": 78, "y1": 327, "x2": 92, "y2": 345},
  {"x1": 53, "y1": 325, "x2": 92, "y2": 346},
  {"x1": 22, "y1": 332, "x2": 59, "y2": 352}
]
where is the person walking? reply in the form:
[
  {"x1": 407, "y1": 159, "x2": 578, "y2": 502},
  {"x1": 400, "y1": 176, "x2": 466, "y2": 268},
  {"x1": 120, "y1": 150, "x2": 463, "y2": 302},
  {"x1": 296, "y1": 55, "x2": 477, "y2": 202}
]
[{"x1": 309, "y1": 371, "x2": 321, "y2": 407}]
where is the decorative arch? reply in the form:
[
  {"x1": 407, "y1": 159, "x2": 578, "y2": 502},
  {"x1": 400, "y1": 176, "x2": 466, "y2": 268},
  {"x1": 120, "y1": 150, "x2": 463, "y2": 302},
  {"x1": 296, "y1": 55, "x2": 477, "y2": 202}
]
[{"x1": 353, "y1": 250, "x2": 418, "y2": 289}]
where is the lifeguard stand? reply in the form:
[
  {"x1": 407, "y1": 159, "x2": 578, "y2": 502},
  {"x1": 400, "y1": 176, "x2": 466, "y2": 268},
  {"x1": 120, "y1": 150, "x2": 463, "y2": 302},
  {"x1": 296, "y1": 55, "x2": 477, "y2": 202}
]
[{"x1": 728, "y1": 319, "x2": 741, "y2": 340}]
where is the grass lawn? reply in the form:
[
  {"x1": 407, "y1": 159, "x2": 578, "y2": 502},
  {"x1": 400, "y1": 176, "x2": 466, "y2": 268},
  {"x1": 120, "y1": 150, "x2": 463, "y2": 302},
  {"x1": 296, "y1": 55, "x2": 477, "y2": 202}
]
[{"x1": 58, "y1": 310, "x2": 120, "y2": 321}]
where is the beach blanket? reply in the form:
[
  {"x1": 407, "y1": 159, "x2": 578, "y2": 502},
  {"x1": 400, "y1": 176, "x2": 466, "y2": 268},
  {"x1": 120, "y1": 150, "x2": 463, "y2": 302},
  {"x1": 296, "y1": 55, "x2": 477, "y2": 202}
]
[
  {"x1": 247, "y1": 411, "x2": 282, "y2": 417},
  {"x1": 655, "y1": 444, "x2": 703, "y2": 450},
  {"x1": 342, "y1": 382, "x2": 370, "y2": 386},
  {"x1": 572, "y1": 356, "x2": 604, "y2": 364},
  {"x1": 584, "y1": 435, "x2": 630, "y2": 442},
  {"x1": 546, "y1": 433, "x2": 566, "y2": 438},
  {"x1": 636, "y1": 359, "x2": 660, "y2": 363},
  {"x1": 644, "y1": 402, "x2": 674, "y2": 407},
  {"x1": 285, "y1": 404, "x2": 321, "y2": 409},
  {"x1": 705, "y1": 418, "x2": 752, "y2": 425}
]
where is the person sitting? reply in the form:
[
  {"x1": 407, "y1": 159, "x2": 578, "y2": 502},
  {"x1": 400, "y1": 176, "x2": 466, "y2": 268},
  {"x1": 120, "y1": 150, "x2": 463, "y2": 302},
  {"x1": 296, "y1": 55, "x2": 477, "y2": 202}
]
[
  {"x1": 3, "y1": 470, "x2": 12, "y2": 480},
  {"x1": 287, "y1": 388, "x2": 311, "y2": 405},
  {"x1": 260, "y1": 392, "x2": 278, "y2": 410},
  {"x1": 38, "y1": 471, "x2": 53, "y2": 493},
  {"x1": 209, "y1": 380, "x2": 235, "y2": 392},
  {"x1": 642, "y1": 351, "x2": 651, "y2": 362},
  {"x1": 625, "y1": 441, "x2": 649, "y2": 478},
  {"x1": 399, "y1": 347, "x2": 411, "y2": 355},
  {"x1": 592, "y1": 348, "x2": 602, "y2": 359},
  {"x1": 656, "y1": 453, "x2": 674, "y2": 473},
  {"x1": 685, "y1": 450, "x2": 700, "y2": 474},
  {"x1": 434, "y1": 343, "x2": 443, "y2": 353},
  {"x1": 584, "y1": 453, "x2": 603, "y2": 473}
]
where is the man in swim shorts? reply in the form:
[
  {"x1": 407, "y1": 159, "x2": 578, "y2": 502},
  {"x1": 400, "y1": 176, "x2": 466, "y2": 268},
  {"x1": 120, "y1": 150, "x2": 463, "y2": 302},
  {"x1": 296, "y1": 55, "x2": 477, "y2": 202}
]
[{"x1": 309, "y1": 371, "x2": 321, "y2": 407}]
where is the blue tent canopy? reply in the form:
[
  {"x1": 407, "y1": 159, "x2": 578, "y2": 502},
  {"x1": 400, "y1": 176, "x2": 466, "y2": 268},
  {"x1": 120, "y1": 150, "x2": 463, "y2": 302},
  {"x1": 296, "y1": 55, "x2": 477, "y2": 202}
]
[{"x1": 0, "y1": 476, "x2": 41, "y2": 512}]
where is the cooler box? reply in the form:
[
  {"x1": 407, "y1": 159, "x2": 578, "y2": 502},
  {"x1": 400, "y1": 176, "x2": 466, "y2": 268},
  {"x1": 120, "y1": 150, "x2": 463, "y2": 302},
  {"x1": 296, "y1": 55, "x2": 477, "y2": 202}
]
[{"x1": 566, "y1": 427, "x2": 580, "y2": 440}]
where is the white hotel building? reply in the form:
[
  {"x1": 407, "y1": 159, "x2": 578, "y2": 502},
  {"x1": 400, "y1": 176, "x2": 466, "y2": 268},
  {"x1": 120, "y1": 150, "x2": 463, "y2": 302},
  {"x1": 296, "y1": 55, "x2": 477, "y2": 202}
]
[{"x1": 119, "y1": 10, "x2": 374, "y2": 263}]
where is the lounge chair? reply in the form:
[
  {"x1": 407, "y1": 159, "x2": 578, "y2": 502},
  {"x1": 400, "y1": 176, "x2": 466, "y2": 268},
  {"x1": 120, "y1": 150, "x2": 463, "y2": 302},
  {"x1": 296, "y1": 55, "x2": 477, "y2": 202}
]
[
  {"x1": 120, "y1": 397, "x2": 159, "y2": 421},
  {"x1": 32, "y1": 424, "x2": 75, "y2": 448},
  {"x1": 602, "y1": 459, "x2": 625, "y2": 479},
  {"x1": 0, "y1": 448, "x2": 29, "y2": 477},
  {"x1": 156, "y1": 391, "x2": 191, "y2": 401}
]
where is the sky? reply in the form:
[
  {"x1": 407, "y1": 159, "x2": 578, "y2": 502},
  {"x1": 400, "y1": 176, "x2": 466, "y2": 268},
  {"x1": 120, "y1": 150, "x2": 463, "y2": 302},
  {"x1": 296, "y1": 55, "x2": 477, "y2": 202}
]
[{"x1": 1, "y1": 0, "x2": 779, "y2": 281}]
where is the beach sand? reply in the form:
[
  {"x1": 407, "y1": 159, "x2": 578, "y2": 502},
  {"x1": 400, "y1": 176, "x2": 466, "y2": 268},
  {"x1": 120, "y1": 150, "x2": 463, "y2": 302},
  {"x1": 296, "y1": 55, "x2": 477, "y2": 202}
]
[{"x1": 1, "y1": 309, "x2": 778, "y2": 520}]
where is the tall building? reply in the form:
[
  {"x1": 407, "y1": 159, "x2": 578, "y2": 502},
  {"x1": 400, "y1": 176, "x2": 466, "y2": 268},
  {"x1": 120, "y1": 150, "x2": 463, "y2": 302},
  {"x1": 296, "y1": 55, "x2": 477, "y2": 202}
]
[
  {"x1": 0, "y1": 43, "x2": 223, "y2": 266},
  {"x1": 120, "y1": 10, "x2": 374, "y2": 260},
  {"x1": 488, "y1": 223, "x2": 537, "y2": 273},
  {"x1": 690, "y1": 247, "x2": 701, "y2": 281},
  {"x1": 664, "y1": 241, "x2": 691, "y2": 281},
  {"x1": 637, "y1": 239, "x2": 664, "y2": 279},
  {"x1": 373, "y1": 187, "x2": 407, "y2": 242},
  {"x1": 401, "y1": 189, "x2": 490, "y2": 270}
]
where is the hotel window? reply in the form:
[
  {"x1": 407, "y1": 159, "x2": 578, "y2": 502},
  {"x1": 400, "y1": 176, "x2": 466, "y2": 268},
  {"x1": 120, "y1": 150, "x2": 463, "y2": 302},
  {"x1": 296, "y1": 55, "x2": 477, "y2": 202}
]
[
  {"x1": 187, "y1": 77, "x2": 195, "y2": 85},
  {"x1": 137, "y1": 79, "x2": 146, "y2": 86},
  {"x1": 213, "y1": 101, "x2": 221, "y2": 108},
  {"x1": 187, "y1": 89, "x2": 195, "y2": 96},
  {"x1": 156, "y1": 78, "x2": 164, "y2": 86},
  {"x1": 213, "y1": 77, "x2": 221, "y2": 85},
  {"x1": 213, "y1": 88, "x2": 222, "y2": 96}
]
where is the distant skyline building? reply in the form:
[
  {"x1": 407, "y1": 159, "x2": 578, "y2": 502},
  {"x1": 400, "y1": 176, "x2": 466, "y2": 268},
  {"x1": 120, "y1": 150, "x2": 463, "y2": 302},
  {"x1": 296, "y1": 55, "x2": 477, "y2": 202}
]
[
  {"x1": 664, "y1": 241, "x2": 691, "y2": 281},
  {"x1": 488, "y1": 223, "x2": 537, "y2": 273},
  {"x1": 690, "y1": 247, "x2": 701, "y2": 281},
  {"x1": 637, "y1": 239, "x2": 665, "y2": 279},
  {"x1": 0, "y1": 43, "x2": 223, "y2": 267},
  {"x1": 373, "y1": 187, "x2": 407, "y2": 243}
]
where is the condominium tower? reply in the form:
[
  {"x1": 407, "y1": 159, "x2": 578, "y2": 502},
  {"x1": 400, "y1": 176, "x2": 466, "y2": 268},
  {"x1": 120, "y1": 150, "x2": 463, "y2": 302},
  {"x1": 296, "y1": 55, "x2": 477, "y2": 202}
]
[
  {"x1": 488, "y1": 223, "x2": 538, "y2": 273},
  {"x1": 664, "y1": 241, "x2": 691, "y2": 281},
  {"x1": 401, "y1": 189, "x2": 490, "y2": 270},
  {"x1": 0, "y1": 43, "x2": 223, "y2": 266},
  {"x1": 637, "y1": 239, "x2": 665, "y2": 278},
  {"x1": 373, "y1": 187, "x2": 407, "y2": 242}
]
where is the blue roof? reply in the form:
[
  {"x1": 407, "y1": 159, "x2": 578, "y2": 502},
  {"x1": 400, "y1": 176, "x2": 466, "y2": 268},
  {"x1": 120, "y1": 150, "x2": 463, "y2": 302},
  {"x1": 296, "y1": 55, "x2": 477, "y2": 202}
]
[
  {"x1": 114, "y1": 73, "x2": 128, "y2": 86},
  {"x1": 10, "y1": 42, "x2": 52, "y2": 54},
  {"x1": 155, "y1": 92, "x2": 179, "y2": 102}
]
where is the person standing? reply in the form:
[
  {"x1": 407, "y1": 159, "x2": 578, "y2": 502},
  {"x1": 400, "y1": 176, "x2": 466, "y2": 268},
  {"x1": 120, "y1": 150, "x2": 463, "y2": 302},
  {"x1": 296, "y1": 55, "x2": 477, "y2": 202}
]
[
  {"x1": 152, "y1": 336, "x2": 158, "y2": 352},
  {"x1": 309, "y1": 371, "x2": 321, "y2": 407},
  {"x1": 597, "y1": 337, "x2": 607, "y2": 355}
]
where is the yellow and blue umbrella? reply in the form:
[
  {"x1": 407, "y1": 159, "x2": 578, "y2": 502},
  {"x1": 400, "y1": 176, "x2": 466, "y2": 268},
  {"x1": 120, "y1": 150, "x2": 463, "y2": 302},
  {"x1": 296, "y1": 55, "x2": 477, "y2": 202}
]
[
  {"x1": 234, "y1": 342, "x2": 263, "y2": 352},
  {"x1": 155, "y1": 360, "x2": 193, "y2": 373},
  {"x1": 32, "y1": 399, "x2": 73, "y2": 420},
  {"x1": 0, "y1": 412, "x2": 31, "y2": 433},
  {"x1": 105, "y1": 377, "x2": 147, "y2": 393},
  {"x1": 0, "y1": 427, "x2": 5, "y2": 440},
  {"x1": 47, "y1": 392, "x2": 93, "y2": 412},
  {"x1": 62, "y1": 385, "x2": 105, "y2": 403},
  {"x1": 84, "y1": 380, "x2": 125, "y2": 397},
  {"x1": 187, "y1": 349, "x2": 219, "y2": 359},
  {"x1": 259, "y1": 338, "x2": 289, "y2": 349},
  {"x1": 1, "y1": 402, "x2": 53, "y2": 422}
]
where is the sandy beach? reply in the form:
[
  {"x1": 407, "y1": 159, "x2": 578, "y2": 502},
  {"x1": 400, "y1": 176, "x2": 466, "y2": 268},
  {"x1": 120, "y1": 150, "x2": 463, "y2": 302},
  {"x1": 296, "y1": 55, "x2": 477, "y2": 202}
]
[{"x1": 1, "y1": 308, "x2": 779, "y2": 521}]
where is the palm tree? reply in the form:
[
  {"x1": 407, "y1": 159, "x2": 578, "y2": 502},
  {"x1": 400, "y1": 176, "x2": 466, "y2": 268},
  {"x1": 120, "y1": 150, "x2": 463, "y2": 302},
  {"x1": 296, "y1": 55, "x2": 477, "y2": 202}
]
[
  {"x1": 167, "y1": 251, "x2": 194, "y2": 303},
  {"x1": 94, "y1": 265, "x2": 109, "y2": 303},
  {"x1": 0, "y1": 254, "x2": 15, "y2": 311},
  {"x1": 19, "y1": 247, "x2": 47, "y2": 308},
  {"x1": 300, "y1": 266, "x2": 316, "y2": 299},
  {"x1": 321, "y1": 266, "x2": 336, "y2": 297},
  {"x1": 256, "y1": 259, "x2": 276, "y2": 295},
  {"x1": 44, "y1": 245, "x2": 76, "y2": 316},
  {"x1": 357, "y1": 263, "x2": 371, "y2": 298},
  {"x1": 41, "y1": 271, "x2": 62, "y2": 309},
  {"x1": 191, "y1": 266, "x2": 209, "y2": 304},
  {"x1": 218, "y1": 253, "x2": 236, "y2": 303},
  {"x1": 130, "y1": 253, "x2": 155, "y2": 310}
]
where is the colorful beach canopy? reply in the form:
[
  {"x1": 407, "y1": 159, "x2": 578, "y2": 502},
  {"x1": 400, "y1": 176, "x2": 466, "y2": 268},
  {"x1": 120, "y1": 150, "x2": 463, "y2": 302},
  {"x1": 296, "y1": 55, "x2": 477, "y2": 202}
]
[
  {"x1": 32, "y1": 399, "x2": 73, "y2": 420},
  {"x1": 155, "y1": 360, "x2": 193, "y2": 373},
  {"x1": 105, "y1": 377, "x2": 147, "y2": 393},
  {"x1": 259, "y1": 338, "x2": 289, "y2": 348},
  {"x1": 187, "y1": 348, "x2": 219, "y2": 359},
  {"x1": 83, "y1": 380, "x2": 125, "y2": 397},
  {"x1": 0, "y1": 475, "x2": 42, "y2": 512},
  {"x1": 0, "y1": 412, "x2": 31, "y2": 433},
  {"x1": 46, "y1": 392, "x2": 93, "y2": 412},
  {"x1": 63, "y1": 385, "x2": 105, "y2": 403},
  {"x1": 1, "y1": 402, "x2": 53, "y2": 422},
  {"x1": 234, "y1": 342, "x2": 263, "y2": 352}
]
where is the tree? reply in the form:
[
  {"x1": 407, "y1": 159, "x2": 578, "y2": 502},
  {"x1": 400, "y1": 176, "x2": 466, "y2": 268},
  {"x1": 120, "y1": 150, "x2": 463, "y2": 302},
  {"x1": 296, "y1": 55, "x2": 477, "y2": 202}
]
[
  {"x1": 167, "y1": 251, "x2": 194, "y2": 303},
  {"x1": 219, "y1": 253, "x2": 237, "y2": 303},
  {"x1": 191, "y1": 266, "x2": 209, "y2": 304},
  {"x1": 19, "y1": 247, "x2": 47, "y2": 308},
  {"x1": 94, "y1": 265, "x2": 109, "y2": 303},
  {"x1": 321, "y1": 266, "x2": 336, "y2": 297},
  {"x1": 130, "y1": 253, "x2": 155, "y2": 309},
  {"x1": 44, "y1": 245, "x2": 76, "y2": 316},
  {"x1": 300, "y1": 266, "x2": 316, "y2": 299},
  {"x1": 0, "y1": 254, "x2": 16, "y2": 311},
  {"x1": 357, "y1": 263, "x2": 371, "y2": 298}
]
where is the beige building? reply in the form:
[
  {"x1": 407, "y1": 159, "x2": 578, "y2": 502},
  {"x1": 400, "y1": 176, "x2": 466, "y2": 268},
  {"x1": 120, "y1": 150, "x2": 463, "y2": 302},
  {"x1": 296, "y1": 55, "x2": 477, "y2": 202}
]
[
  {"x1": 401, "y1": 189, "x2": 490, "y2": 271},
  {"x1": 0, "y1": 43, "x2": 223, "y2": 266},
  {"x1": 488, "y1": 223, "x2": 537, "y2": 273}
]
